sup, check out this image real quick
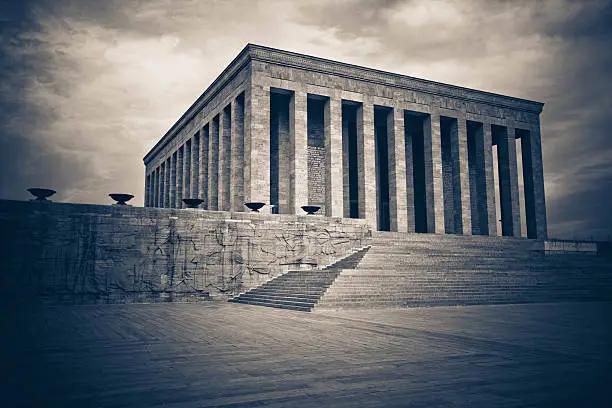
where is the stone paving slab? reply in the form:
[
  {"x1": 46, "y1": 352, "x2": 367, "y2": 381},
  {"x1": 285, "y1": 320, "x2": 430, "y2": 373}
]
[{"x1": 2, "y1": 301, "x2": 611, "y2": 407}]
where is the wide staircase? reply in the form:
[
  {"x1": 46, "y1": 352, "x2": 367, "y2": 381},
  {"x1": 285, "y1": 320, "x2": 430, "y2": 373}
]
[
  {"x1": 230, "y1": 232, "x2": 612, "y2": 311},
  {"x1": 229, "y1": 247, "x2": 370, "y2": 311},
  {"x1": 315, "y1": 232, "x2": 612, "y2": 309}
]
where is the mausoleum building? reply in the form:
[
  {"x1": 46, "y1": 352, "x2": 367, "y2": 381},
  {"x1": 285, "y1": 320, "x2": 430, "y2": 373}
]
[{"x1": 143, "y1": 44, "x2": 547, "y2": 239}]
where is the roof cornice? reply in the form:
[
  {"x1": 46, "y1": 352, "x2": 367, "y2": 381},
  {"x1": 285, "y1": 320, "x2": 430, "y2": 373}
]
[
  {"x1": 143, "y1": 44, "x2": 252, "y2": 164},
  {"x1": 144, "y1": 43, "x2": 544, "y2": 163},
  {"x1": 247, "y1": 44, "x2": 544, "y2": 113}
]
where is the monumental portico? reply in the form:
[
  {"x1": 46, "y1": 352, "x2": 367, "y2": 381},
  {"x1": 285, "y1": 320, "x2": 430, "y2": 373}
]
[{"x1": 143, "y1": 44, "x2": 547, "y2": 239}]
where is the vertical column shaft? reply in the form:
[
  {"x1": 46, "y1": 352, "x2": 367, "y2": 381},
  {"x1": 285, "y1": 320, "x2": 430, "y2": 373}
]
[
  {"x1": 165, "y1": 157, "x2": 171, "y2": 207},
  {"x1": 521, "y1": 125, "x2": 548, "y2": 239},
  {"x1": 219, "y1": 106, "x2": 232, "y2": 211},
  {"x1": 497, "y1": 126, "x2": 521, "y2": 236},
  {"x1": 154, "y1": 167, "x2": 160, "y2": 207},
  {"x1": 200, "y1": 126, "x2": 209, "y2": 208},
  {"x1": 150, "y1": 169, "x2": 155, "y2": 207},
  {"x1": 291, "y1": 90, "x2": 308, "y2": 214},
  {"x1": 357, "y1": 102, "x2": 377, "y2": 227},
  {"x1": 208, "y1": 116, "x2": 219, "y2": 210},
  {"x1": 230, "y1": 95, "x2": 245, "y2": 212},
  {"x1": 191, "y1": 133, "x2": 199, "y2": 201},
  {"x1": 170, "y1": 153, "x2": 177, "y2": 208},
  {"x1": 388, "y1": 108, "x2": 408, "y2": 232},
  {"x1": 145, "y1": 173, "x2": 150, "y2": 207},
  {"x1": 456, "y1": 119, "x2": 472, "y2": 234},
  {"x1": 159, "y1": 163, "x2": 165, "y2": 208},
  {"x1": 183, "y1": 139, "x2": 193, "y2": 203},
  {"x1": 404, "y1": 116, "x2": 416, "y2": 232},
  {"x1": 424, "y1": 112, "x2": 445, "y2": 233},
  {"x1": 325, "y1": 97, "x2": 343, "y2": 217},
  {"x1": 176, "y1": 145, "x2": 184, "y2": 208},
  {"x1": 246, "y1": 82, "x2": 270, "y2": 209},
  {"x1": 483, "y1": 124, "x2": 497, "y2": 236},
  {"x1": 183, "y1": 141, "x2": 191, "y2": 202}
]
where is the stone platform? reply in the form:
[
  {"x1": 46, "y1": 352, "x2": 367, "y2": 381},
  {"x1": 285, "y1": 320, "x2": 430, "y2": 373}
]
[{"x1": 3, "y1": 301, "x2": 610, "y2": 407}]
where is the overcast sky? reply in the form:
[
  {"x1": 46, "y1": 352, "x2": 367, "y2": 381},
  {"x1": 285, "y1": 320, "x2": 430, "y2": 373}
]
[{"x1": 1, "y1": 0, "x2": 611, "y2": 239}]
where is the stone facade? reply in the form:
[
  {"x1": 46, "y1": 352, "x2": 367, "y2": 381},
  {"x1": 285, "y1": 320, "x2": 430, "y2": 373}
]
[
  {"x1": 144, "y1": 44, "x2": 547, "y2": 239},
  {"x1": 0, "y1": 200, "x2": 369, "y2": 303}
]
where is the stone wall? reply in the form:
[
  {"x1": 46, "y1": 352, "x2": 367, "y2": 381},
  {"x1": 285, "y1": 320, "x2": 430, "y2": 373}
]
[{"x1": 0, "y1": 200, "x2": 370, "y2": 304}]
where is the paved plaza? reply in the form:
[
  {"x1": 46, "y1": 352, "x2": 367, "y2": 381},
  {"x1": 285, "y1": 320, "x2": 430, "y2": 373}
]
[{"x1": 3, "y1": 301, "x2": 611, "y2": 407}]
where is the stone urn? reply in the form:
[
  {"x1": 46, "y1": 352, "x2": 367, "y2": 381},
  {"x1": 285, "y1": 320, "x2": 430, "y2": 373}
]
[
  {"x1": 109, "y1": 193, "x2": 134, "y2": 206},
  {"x1": 182, "y1": 198, "x2": 204, "y2": 208},
  {"x1": 245, "y1": 202, "x2": 265, "y2": 212},
  {"x1": 301, "y1": 205, "x2": 321, "y2": 215},
  {"x1": 27, "y1": 188, "x2": 56, "y2": 201}
]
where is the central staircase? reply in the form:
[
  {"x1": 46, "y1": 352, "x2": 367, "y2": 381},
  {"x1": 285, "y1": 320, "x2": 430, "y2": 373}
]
[
  {"x1": 230, "y1": 232, "x2": 612, "y2": 312},
  {"x1": 229, "y1": 247, "x2": 370, "y2": 311}
]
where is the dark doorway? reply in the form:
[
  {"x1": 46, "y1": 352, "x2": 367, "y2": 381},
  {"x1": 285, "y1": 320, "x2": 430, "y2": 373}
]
[
  {"x1": 342, "y1": 103, "x2": 359, "y2": 218},
  {"x1": 270, "y1": 91, "x2": 291, "y2": 212},
  {"x1": 374, "y1": 106, "x2": 391, "y2": 231},
  {"x1": 405, "y1": 112, "x2": 427, "y2": 233},
  {"x1": 440, "y1": 116, "x2": 461, "y2": 234}
]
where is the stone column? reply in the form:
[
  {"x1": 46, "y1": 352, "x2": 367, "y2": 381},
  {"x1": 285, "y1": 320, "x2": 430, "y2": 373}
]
[
  {"x1": 245, "y1": 82, "x2": 270, "y2": 210},
  {"x1": 357, "y1": 102, "x2": 377, "y2": 227},
  {"x1": 183, "y1": 141, "x2": 192, "y2": 202},
  {"x1": 291, "y1": 90, "x2": 308, "y2": 215},
  {"x1": 456, "y1": 119, "x2": 472, "y2": 234},
  {"x1": 424, "y1": 112, "x2": 445, "y2": 233},
  {"x1": 208, "y1": 116, "x2": 220, "y2": 210},
  {"x1": 165, "y1": 157, "x2": 171, "y2": 207},
  {"x1": 403, "y1": 116, "x2": 416, "y2": 232},
  {"x1": 177, "y1": 145, "x2": 184, "y2": 208},
  {"x1": 325, "y1": 97, "x2": 343, "y2": 217},
  {"x1": 144, "y1": 173, "x2": 150, "y2": 207},
  {"x1": 497, "y1": 126, "x2": 521, "y2": 236},
  {"x1": 276, "y1": 94, "x2": 291, "y2": 214},
  {"x1": 388, "y1": 108, "x2": 408, "y2": 232},
  {"x1": 200, "y1": 125, "x2": 209, "y2": 208},
  {"x1": 521, "y1": 125, "x2": 547, "y2": 239},
  {"x1": 154, "y1": 167, "x2": 160, "y2": 207},
  {"x1": 159, "y1": 163, "x2": 165, "y2": 208},
  {"x1": 149, "y1": 170, "x2": 155, "y2": 207},
  {"x1": 191, "y1": 133, "x2": 200, "y2": 201},
  {"x1": 230, "y1": 95, "x2": 245, "y2": 212},
  {"x1": 219, "y1": 106, "x2": 232, "y2": 211},
  {"x1": 483, "y1": 124, "x2": 498, "y2": 236},
  {"x1": 169, "y1": 153, "x2": 175, "y2": 208}
]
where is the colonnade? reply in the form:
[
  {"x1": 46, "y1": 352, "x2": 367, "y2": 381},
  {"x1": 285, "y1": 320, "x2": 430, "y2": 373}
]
[
  {"x1": 145, "y1": 93, "x2": 245, "y2": 213},
  {"x1": 145, "y1": 88, "x2": 546, "y2": 240}
]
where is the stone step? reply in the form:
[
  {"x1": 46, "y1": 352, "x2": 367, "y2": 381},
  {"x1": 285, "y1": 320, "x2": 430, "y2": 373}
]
[
  {"x1": 248, "y1": 288, "x2": 329, "y2": 296},
  {"x1": 231, "y1": 296, "x2": 316, "y2": 308},
  {"x1": 237, "y1": 293, "x2": 319, "y2": 304},
  {"x1": 316, "y1": 296, "x2": 604, "y2": 309},
  {"x1": 230, "y1": 298, "x2": 312, "y2": 312}
]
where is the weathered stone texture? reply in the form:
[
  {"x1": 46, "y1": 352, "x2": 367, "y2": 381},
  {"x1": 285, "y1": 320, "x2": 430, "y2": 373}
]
[
  {"x1": 325, "y1": 97, "x2": 343, "y2": 217},
  {"x1": 292, "y1": 91, "x2": 309, "y2": 214},
  {"x1": 208, "y1": 115, "x2": 220, "y2": 210},
  {"x1": 0, "y1": 200, "x2": 370, "y2": 303},
  {"x1": 144, "y1": 45, "x2": 547, "y2": 239},
  {"x1": 388, "y1": 108, "x2": 408, "y2": 232},
  {"x1": 219, "y1": 105, "x2": 232, "y2": 211},
  {"x1": 230, "y1": 96, "x2": 245, "y2": 212}
]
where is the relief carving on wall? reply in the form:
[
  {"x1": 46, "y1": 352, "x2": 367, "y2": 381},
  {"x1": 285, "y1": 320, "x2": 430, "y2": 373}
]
[{"x1": 12, "y1": 210, "x2": 369, "y2": 303}]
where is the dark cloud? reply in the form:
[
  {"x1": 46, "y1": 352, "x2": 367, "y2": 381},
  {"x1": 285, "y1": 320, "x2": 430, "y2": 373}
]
[{"x1": 0, "y1": 0, "x2": 611, "y2": 239}]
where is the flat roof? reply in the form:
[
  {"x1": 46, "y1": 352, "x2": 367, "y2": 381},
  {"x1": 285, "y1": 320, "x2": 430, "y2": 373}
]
[{"x1": 144, "y1": 44, "x2": 544, "y2": 163}]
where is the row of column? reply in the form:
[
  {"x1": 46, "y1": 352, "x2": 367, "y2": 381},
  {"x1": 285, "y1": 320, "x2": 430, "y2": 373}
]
[
  {"x1": 145, "y1": 93, "x2": 245, "y2": 212},
  {"x1": 246, "y1": 86, "x2": 546, "y2": 239},
  {"x1": 145, "y1": 86, "x2": 546, "y2": 240}
]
